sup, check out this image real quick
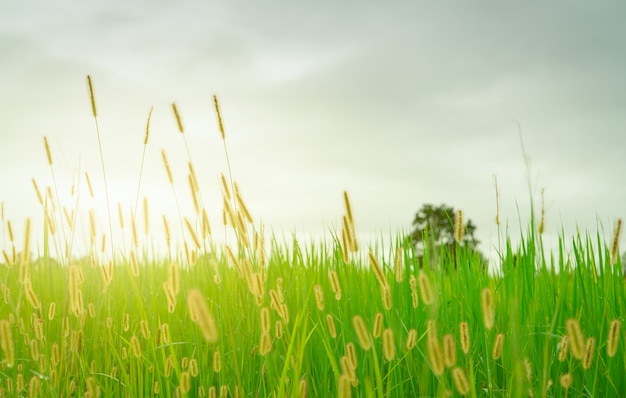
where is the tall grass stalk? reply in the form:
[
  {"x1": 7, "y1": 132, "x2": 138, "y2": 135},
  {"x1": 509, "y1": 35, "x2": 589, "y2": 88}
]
[{"x1": 87, "y1": 75, "x2": 114, "y2": 260}]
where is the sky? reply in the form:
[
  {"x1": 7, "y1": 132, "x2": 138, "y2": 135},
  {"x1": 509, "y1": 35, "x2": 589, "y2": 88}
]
[{"x1": 1, "y1": 1, "x2": 625, "y2": 265}]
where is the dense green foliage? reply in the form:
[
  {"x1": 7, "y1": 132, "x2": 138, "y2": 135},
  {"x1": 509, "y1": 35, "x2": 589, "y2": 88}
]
[{"x1": 0, "y1": 228, "x2": 624, "y2": 397}]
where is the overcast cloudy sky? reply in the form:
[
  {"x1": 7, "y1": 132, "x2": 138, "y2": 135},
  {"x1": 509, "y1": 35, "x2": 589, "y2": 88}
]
[{"x1": 1, "y1": 1, "x2": 625, "y2": 263}]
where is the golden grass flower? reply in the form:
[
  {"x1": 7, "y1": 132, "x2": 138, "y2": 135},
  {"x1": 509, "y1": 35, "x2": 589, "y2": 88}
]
[
  {"x1": 452, "y1": 367, "x2": 470, "y2": 396},
  {"x1": 582, "y1": 337, "x2": 595, "y2": 370},
  {"x1": 187, "y1": 289, "x2": 218, "y2": 343},
  {"x1": 352, "y1": 315, "x2": 372, "y2": 351},
  {"x1": 418, "y1": 272, "x2": 434, "y2": 305},
  {"x1": 565, "y1": 318, "x2": 585, "y2": 360},
  {"x1": 607, "y1": 319, "x2": 621, "y2": 358},
  {"x1": 492, "y1": 333, "x2": 504, "y2": 360},
  {"x1": 481, "y1": 288, "x2": 495, "y2": 330},
  {"x1": 382, "y1": 328, "x2": 396, "y2": 361}
]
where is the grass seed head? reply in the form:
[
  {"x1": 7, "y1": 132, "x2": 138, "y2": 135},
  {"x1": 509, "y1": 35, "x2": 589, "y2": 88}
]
[
  {"x1": 481, "y1": 287, "x2": 495, "y2": 330},
  {"x1": 185, "y1": 218, "x2": 201, "y2": 250},
  {"x1": 559, "y1": 373, "x2": 572, "y2": 389},
  {"x1": 340, "y1": 355, "x2": 356, "y2": 385},
  {"x1": 372, "y1": 312, "x2": 384, "y2": 338},
  {"x1": 71, "y1": 330, "x2": 83, "y2": 353},
  {"x1": 454, "y1": 210, "x2": 464, "y2": 243},
  {"x1": 582, "y1": 337, "x2": 595, "y2": 369},
  {"x1": 159, "y1": 323, "x2": 171, "y2": 345},
  {"x1": 31, "y1": 179, "x2": 44, "y2": 205},
  {"x1": 492, "y1": 333, "x2": 504, "y2": 360},
  {"x1": 427, "y1": 320, "x2": 444, "y2": 376},
  {"x1": 352, "y1": 315, "x2": 372, "y2": 351},
  {"x1": 28, "y1": 375, "x2": 40, "y2": 397},
  {"x1": 6, "y1": 220, "x2": 14, "y2": 243},
  {"x1": 452, "y1": 367, "x2": 470, "y2": 396},
  {"x1": 123, "y1": 313, "x2": 130, "y2": 332},
  {"x1": 168, "y1": 262, "x2": 180, "y2": 294},
  {"x1": 259, "y1": 332, "x2": 272, "y2": 355},
  {"x1": 459, "y1": 321, "x2": 471, "y2": 354},
  {"x1": 0, "y1": 320, "x2": 14, "y2": 367},
  {"x1": 443, "y1": 333, "x2": 457, "y2": 367},
  {"x1": 328, "y1": 270, "x2": 342, "y2": 300},
  {"x1": 607, "y1": 319, "x2": 621, "y2": 357},
  {"x1": 409, "y1": 275, "x2": 419, "y2": 308},
  {"x1": 558, "y1": 335, "x2": 569, "y2": 362},
  {"x1": 368, "y1": 252, "x2": 389, "y2": 291},
  {"x1": 179, "y1": 371, "x2": 191, "y2": 393},
  {"x1": 85, "y1": 172, "x2": 94, "y2": 198},
  {"x1": 379, "y1": 287, "x2": 392, "y2": 311},
  {"x1": 43, "y1": 136, "x2": 53, "y2": 166},
  {"x1": 187, "y1": 289, "x2": 218, "y2": 343},
  {"x1": 314, "y1": 284, "x2": 325, "y2": 311},
  {"x1": 565, "y1": 318, "x2": 585, "y2": 360},
  {"x1": 382, "y1": 328, "x2": 396, "y2": 361},
  {"x1": 275, "y1": 320, "x2": 284, "y2": 339},
  {"x1": 260, "y1": 307, "x2": 271, "y2": 334},
  {"x1": 163, "y1": 281, "x2": 177, "y2": 313},
  {"x1": 213, "y1": 350, "x2": 221, "y2": 373},
  {"x1": 611, "y1": 218, "x2": 622, "y2": 266},
  {"x1": 220, "y1": 173, "x2": 231, "y2": 201},
  {"x1": 161, "y1": 149, "x2": 174, "y2": 185},
  {"x1": 213, "y1": 95, "x2": 226, "y2": 140},
  {"x1": 341, "y1": 214, "x2": 358, "y2": 253},
  {"x1": 235, "y1": 186, "x2": 254, "y2": 224},
  {"x1": 162, "y1": 215, "x2": 171, "y2": 247},
  {"x1": 343, "y1": 191, "x2": 354, "y2": 225},
  {"x1": 24, "y1": 280, "x2": 41, "y2": 310},
  {"x1": 117, "y1": 202, "x2": 125, "y2": 229},
  {"x1": 189, "y1": 357, "x2": 199, "y2": 377},
  {"x1": 338, "y1": 373, "x2": 352, "y2": 398},
  {"x1": 523, "y1": 357, "x2": 532, "y2": 381},
  {"x1": 171, "y1": 102, "x2": 184, "y2": 133},
  {"x1": 130, "y1": 335, "x2": 142, "y2": 358},
  {"x1": 202, "y1": 209, "x2": 211, "y2": 239},
  {"x1": 143, "y1": 197, "x2": 150, "y2": 235},
  {"x1": 418, "y1": 272, "x2": 434, "y2": 305},
  {"x1": 129, "y1": 250, "x2": 140, "y2": 277},
  {"x1": 269, "y1": 289, "x2": 281, "y2": 311},
  {"x1": 140, "y1": 320, "x2": 151, "y2": 339},
  {"x1": 406, "y1": 328, "x2": 418, "y2": 351},
  {"x1": 346, "y1": 342, "x2": 357, "y2": 369},
  {"x1": 29, "y1": 338, "x2": 39, "y2": 360},
  {"x1": 86, "y1": 75, "x2": 97, "y2": 117},
  {"x1": 299, "y1": 379, "x2": 308, "y2": 398},
  {"x1": 48, "y1": 302, "x2": 56, "y2": 320},
  {"x1": 21, "y1": 218, "x2": 31, "y2": 267},
  {"x1": 394, "y1": 247, "x2": 403, "y2": 282},
  {"x1": 326, "y1": 314, "x2": 337, "y2": 339}
]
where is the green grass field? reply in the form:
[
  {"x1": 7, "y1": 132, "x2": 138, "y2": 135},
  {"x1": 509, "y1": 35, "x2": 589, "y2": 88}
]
[{"x1": 0, "y1": 77, "x2": 624, "y2": 397}]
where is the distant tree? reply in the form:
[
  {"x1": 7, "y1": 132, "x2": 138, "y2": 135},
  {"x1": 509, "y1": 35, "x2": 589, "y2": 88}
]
[{"x1": 410, "y1": 203, "x2": 481, "y2": 269}]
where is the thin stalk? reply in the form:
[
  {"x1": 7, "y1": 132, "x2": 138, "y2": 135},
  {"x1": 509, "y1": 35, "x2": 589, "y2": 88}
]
[{"x1": 87, "y1": 75, "x2": 115, "y2": 261}]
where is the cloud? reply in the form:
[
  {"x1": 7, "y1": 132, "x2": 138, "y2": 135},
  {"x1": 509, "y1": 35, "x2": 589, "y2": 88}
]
[{"x1": 0, "y1": 1, "x2": 625, "y2": 259}]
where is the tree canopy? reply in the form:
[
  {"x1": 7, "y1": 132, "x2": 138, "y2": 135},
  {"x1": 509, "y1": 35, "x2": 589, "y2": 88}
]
[{"x1": 410, "y1": 203, "x2": 481, "y2": 268}]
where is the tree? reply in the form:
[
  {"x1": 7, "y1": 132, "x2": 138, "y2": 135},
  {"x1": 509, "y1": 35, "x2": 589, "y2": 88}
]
[{"x1": 410, "y1": 203, "x2": 481, "y2": 269}]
